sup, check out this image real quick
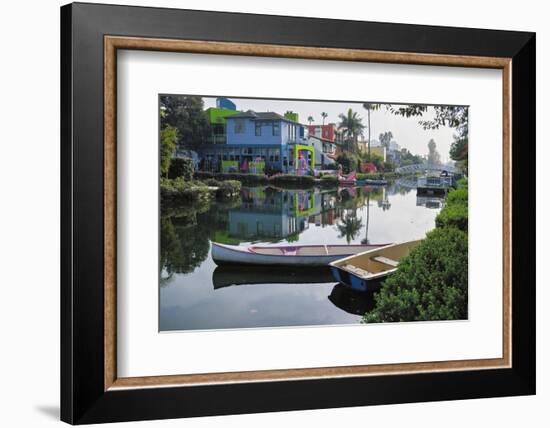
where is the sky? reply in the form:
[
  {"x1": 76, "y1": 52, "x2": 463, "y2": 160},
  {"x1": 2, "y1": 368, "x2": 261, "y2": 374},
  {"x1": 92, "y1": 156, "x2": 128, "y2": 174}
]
[{"x1": 203, "y1": 96, "x2": 461, "y2": 163}]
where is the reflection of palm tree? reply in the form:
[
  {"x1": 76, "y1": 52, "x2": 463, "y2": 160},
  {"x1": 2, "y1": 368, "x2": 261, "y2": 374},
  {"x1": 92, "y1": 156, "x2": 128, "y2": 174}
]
[
  {"x1": 321, "y1": 112, "x2": 328, "y2": 125},
  {"x1": 361, "y1": 192, "x2": 371, "y2": 245},
  {"x1": 337, "y1": 212, "x2": 363, "y2": 244},
  {"x1": 307, "y1": 116, "x2": 314, "y2": 126}
]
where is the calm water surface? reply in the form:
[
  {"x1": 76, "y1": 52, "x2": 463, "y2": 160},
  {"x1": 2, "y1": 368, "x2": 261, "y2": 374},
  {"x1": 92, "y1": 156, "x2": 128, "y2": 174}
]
[{"x1": 160, "y1": 182, "x2": 443, "y2": 331}]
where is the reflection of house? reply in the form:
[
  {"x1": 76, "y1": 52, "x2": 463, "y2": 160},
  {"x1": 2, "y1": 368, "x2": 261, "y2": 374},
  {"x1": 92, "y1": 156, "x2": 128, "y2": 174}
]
[{"x1": 227, "y1": 188, "x2": 327, "y2": 240}]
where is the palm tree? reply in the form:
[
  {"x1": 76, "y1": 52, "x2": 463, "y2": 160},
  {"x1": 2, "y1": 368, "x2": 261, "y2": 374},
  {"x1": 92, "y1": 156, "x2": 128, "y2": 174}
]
[
  {"x1": 321, "y1": 112, "x2": 328, "y2": 125},
  {"x1": 363, "y1": 103, "x2": 380, "y2": 161},
  {"x1": 338, "y1": 108, "x2": 365, "y2": 153},
  {"x1": 307, "y1": 116, "x2": 314, "y2": 126},
  {"x1": 362, "y1": 103, "x2": 381, "y2": 160}
]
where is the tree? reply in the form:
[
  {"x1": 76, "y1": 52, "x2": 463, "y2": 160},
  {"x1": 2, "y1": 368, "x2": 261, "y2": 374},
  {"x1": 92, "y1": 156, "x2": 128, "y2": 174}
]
[
  {"x1": 386, "y1": 104, "x2": 469, "y2": 169},
  {"x1": 160, "y1": 125, "x2": 178, "y2": 178},
  {"x1": 362, "y1": 103, "x2": 382, "y2": 159},
  {"x1": 321, "y1": 112, "x2": 328, "y2": 125},
  {"x1": 307, "y1": 116, "x2": 314, "y2": 125},
  {"x1": 427, "y1": 139, "x2": 441, "y2": 166},
  {"x1": 400, "y1": 148, "x2": 423, "y2": 166},
  {"x1": 450, "y1": 133, "x2": 468, "y2": 173},
  {"x1": 338, "y1": 108, "x2": 365, "y2": 153},
  {"x1": 160, "y1": 95, "x2": 211, "y2": 150},
  {"x1": 336, "y1": 152, "x2": 360, "y2": 174},
  {"x1": 379, "y1": 131, "x2": 394, "y2": 149}
]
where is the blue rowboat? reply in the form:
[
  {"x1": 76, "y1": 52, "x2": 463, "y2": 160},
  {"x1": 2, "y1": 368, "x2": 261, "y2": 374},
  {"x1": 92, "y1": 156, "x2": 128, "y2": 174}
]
[{"x1": 329, "y1": 240, "x2": 422, "y2": 292}]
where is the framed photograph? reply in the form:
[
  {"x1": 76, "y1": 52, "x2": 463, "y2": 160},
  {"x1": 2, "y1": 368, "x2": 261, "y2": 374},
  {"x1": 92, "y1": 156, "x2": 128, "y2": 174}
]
[{"x1": 61, "y1": 2, "x2": 535, "y2": 424}]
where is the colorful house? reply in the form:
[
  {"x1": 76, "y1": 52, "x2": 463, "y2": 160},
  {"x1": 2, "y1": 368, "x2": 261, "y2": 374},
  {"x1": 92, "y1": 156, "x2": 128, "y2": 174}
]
[
  {"x1": 306, "y1": 123, "x2": 344, "y2": 145},
  {"x1": 199, "y1": 109, "x2": 314, "y2": 174},
  {"x1": 357, "y1": 140, "x2": 387, "y2": 161}
]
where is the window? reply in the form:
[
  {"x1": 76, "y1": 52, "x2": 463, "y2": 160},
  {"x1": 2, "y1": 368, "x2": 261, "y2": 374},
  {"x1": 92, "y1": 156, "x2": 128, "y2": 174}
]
[
  {"x1": 272, "y1": 122, "x2": 280, "y2": 136},
  {"x1": 235, "y1": 119, "x2": 245, "y2": 134},
  {"x1": 255, "y1": 122, "x2": 262, "y2": 136}
]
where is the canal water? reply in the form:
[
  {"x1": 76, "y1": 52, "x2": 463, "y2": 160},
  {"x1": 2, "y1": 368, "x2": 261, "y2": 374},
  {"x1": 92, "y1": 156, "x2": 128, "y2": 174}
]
[{"x1": 160, "y1": 182, "x2": 443, "y2": 331}]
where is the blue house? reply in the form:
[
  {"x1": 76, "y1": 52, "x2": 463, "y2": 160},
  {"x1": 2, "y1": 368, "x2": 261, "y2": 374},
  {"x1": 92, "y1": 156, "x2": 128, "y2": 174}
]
[
  {"x1": 198, "y1": 110, "x2": 314, "y2": 174},
  {"x1": 226, "y1": 110, "x2": 301, "y2": 146}
]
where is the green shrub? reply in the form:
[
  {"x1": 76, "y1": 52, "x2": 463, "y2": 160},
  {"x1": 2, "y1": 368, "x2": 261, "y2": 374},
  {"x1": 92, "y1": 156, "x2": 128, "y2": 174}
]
[
  {"x1": 435, "y1": 186, "x2": 469, "y2": 232},
  {"x1": 160, "y1": 177, "x2": 210, "y2": 204},
  {"x1": 203, "y1": 178, "x2": 221, "y2": 187},
  {"x1": 446, "y1": 187, "x2": 468, "y2": 206},
  {"x1": 336, "y1": 152, "x2": 360, "y2": 173},
  {"x1": 364, "y1": 227, "x2": 468, "y2": 323},
  {"x1": 455, "y1": 177, "x2": 468, "y2": 189},
  {"x1": 168, "y1": 157, "x2": 194, "y2": 180},
  {"x1": 435, "y1": 202, "x2": 468, "y2": 231},
  {"x1": 216, "y1": 180, "x2": 242, "y2": 198},
  {"x1": 194, "y1": 171, "x2": 268, "y2": 185}
]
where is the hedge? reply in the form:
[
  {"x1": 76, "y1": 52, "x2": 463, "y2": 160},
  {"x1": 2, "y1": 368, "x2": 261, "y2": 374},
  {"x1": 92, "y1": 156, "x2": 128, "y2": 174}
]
[
  {"x1": 364, "y1": 227, "x2": 468, "y2": 323},
  {"x1": 168, "y1": 157, "x2": 194, "y2": 181},
  {"x1": 160, "y1": 177, "x2": 210, "y2": 204},
  {"x1": 435, "y1": 186, "x2": 468, "y2": 232}
]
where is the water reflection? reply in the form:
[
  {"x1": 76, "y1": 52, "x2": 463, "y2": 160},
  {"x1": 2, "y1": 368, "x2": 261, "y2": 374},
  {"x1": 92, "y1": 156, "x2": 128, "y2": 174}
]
[
  {"x1": 212, "y1": 266, "x2": 334, "y2": 289},
  {"x1": 160, "y1": 183, "x2": 441, "y2": 330},
  {"x1": 416, "y1": 194, "x2": 446, "y2": 209}
]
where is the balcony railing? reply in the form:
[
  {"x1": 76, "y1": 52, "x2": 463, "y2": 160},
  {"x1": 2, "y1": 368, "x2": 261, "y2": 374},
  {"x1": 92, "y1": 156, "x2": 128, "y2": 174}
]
[{"x1": 207, "y1": 135, "x2": 227, "y2": 144}]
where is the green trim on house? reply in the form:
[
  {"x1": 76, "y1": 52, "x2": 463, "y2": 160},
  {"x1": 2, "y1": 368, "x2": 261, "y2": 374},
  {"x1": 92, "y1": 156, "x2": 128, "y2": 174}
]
[
  {"x1": 221, "y1": 160, "x2": 239, "y2": 173},
  {"x1": 206, "y1": 107, "x2": 240, "y2": 125},
  {"x1": 294, "y1": 144, "x2": 315, "y2": 171},
  {"x1": 284, "y1": 111, "x2": 299, "y2": 123}
]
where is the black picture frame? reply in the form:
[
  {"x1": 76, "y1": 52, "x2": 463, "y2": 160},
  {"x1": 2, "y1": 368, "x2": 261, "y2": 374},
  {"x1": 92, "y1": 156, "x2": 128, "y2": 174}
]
[{"x1": 61, "y1": 2, "x2": 535, "y2": 424}]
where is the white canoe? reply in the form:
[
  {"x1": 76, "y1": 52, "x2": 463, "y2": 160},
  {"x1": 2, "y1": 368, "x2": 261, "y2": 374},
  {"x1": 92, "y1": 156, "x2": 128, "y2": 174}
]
[{"x1": 211, "y1": 242, "x2": 391, "y2": 267}]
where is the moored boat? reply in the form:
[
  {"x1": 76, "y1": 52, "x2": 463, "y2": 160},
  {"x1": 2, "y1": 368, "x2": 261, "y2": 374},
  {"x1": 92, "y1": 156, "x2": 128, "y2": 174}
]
[
  {"x1": 338, "y1": 170, "x2": 357, "y2": 186},
  {"x1": 357, "y1": 179, "x2": 388, "y2": 186},
  {"x1": 211, "y1": 242, "x2": 391, "y2": 267},
  {"x1": 329, "y1": 240, "x2": 422, "y2": 291}
]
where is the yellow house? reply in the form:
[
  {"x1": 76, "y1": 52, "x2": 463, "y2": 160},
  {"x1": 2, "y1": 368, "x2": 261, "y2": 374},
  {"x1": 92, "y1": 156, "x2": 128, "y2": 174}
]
[{"x1": 358, "y1": 142, "x2": 386, "y2": 161}]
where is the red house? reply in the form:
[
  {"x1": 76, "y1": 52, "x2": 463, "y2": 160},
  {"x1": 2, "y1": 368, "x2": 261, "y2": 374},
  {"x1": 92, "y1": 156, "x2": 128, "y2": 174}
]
[{"x1": 306, "y1": 123, "x2": 343, "y2": 144}]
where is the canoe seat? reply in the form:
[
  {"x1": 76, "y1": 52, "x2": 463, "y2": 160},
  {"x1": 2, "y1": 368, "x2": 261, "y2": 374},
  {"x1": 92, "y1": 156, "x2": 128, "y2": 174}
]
[
  {"x1": 281, "y1": 247, "x2": 298, "y2": 256},
  {"x1": 371, "y1": 256, "x2": 399, "y2": 267},
  {"x1": 342, "y1": 264, "x2": 372, "y2": 278}
]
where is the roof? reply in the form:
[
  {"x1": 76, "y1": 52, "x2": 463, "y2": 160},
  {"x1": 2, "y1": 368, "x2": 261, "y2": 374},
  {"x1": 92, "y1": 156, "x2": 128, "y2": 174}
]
[
  {"x1": 307, "y1": 135, "x2": 336, "y2": 144},
  {"x1": 225, "y1": 110, "x2": 301, "y2": 124}
]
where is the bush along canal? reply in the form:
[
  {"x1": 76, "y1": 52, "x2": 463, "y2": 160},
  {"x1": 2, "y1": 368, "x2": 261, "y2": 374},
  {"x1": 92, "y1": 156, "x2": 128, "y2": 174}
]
[{"x1": 363, "y1": 178, "x2": 468, "y2": 323}]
